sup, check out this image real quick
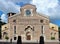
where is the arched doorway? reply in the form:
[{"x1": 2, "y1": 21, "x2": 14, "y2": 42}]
[
  {"x1": 26, "y1": 32, "x2": 31, "y2": 40},
  {"x1": 25, "y1": 26, "x2": 34, "y2": 40},
  {"x1": 3, "y1": 32, "x2": 8, "y2": 37}
]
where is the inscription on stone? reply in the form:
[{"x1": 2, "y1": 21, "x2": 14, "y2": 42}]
[{"x1": 19, "y1": 19, "x2": 40, "y2": 25}]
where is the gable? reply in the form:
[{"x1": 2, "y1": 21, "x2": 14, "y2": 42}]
[{"x1": 8, "y1": 4, "x2": 49, "y2": 24}]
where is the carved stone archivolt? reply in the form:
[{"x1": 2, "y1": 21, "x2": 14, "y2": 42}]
[{"x1": 25, "y1": 26, "x2": 34, "y2": 31}]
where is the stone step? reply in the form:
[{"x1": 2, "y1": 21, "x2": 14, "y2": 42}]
[{"x1": 0, "y1": 42, "x2": 59, "y2": 44}]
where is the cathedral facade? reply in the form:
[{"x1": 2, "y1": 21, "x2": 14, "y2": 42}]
[{"x1": 2, "y1": 4, "x2": 58, "y2": 41}]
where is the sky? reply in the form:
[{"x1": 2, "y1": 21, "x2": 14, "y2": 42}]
[{"x1": 0, "y1": 0, "x2": 60, "y2": 26}]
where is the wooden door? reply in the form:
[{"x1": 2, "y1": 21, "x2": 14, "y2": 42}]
[{"x1": 26, "y1": 35, "x2": 31, "y2": 40}]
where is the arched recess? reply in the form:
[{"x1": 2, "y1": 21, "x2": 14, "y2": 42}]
[
  {"x1": 3, "y1": 32, "x2": 8, "y2": 39},
  {"x1": 26, "y1": 32, "x2": 31, "y2": 40},
  {"x1": 25, "y1": 26, "x2": 34, "y2": 31},
  {"x1": 24, "y1": 26, "x2": 34, "y2": 40}
]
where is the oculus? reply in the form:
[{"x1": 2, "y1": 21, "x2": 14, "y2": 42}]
[{"x1": 26, "y1": 10, "x2": 31, "y2": 16}]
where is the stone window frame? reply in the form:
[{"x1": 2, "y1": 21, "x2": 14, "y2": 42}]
[
  {"x1": 41, "y1": 25, "x2": 45, "y2": 35},
  {"x1": 50, "y1": 32, "x2": 56, "y2": 40},
  {"x1": 13, "y1": 19, "x2": 16, "y2": 23},
  {"x1": 40, "y1": 19, "x2": 44, "y2": 23},
  {"x1": 24, "y1": 9, "x2": 33, "y2": 16},
  {"x1": 14, "y1": 26, "x2": 16, "y2": 34},
  {"x1": 3, "y1": 32, "x2": 8, "y2": 38}
]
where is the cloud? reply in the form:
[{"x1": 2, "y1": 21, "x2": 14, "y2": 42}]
[
  {"x1": 1, "y1": 14, "x2": 8, "y2": 23},
  {"x1": 31, "y1": 0, "x2": 60, "y2": 20},
  {"x1": 4, "y1": 0, "x2": 32, "y2": 4},
  {"x1": 0, "y1": 0, "x2": 20, "y2": 22},
  {"x1": 0, "y1": 0, "x2": 20, "y2": 13},
  {"x1": 3, "y1": 0, "x2": 32, "y2": 7},
  {"x1": 0, "y1": 0, "x2": 32, "y2": 22},
  {"x1": 0, "y1": 0, "x2": 60, "y2": 24},
  {"x1": 0, "y1": 0, "x2": 32, "y2": 14},
  {"x1": 48, "y1": 6, "x2": 60, "y2": 20}
]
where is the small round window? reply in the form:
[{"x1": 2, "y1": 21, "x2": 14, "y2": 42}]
[
  {"x1": 40, "y1": 20, "x2": 43, "y2": 23},
  {"x1": 26, "y1": 10, "x2": 31, "y2": 16}
]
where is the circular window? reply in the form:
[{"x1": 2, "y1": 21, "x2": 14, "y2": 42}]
[
  {"x1": 40, "y1": 20, "x2": 43, "y2": 23},
  {"x1": 26, "y1": 10, "x2": 31, "y2": 16}
]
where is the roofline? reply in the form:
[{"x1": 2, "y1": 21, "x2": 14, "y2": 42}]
[
  {"x1": 37, "y1": 13, "x2": 49, "y2": 19},
  {"x1": 21, "y1": 4, "x2": 36, "y2": 8},
  {"x1": 49, "y1": 28, "x2": 58, "y2": 32},
  {"x1": 50, "y1": 23, "x2": 58, "y2": 26}
]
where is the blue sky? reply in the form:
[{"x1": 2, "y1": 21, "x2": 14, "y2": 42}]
[{"x1": 0, "y1": 0, "x2": 60, "y2": 26}]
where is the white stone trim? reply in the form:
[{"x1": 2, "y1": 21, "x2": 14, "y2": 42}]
[{"x1": 24, "y1": 9, "x2": 33, "y2": 16}]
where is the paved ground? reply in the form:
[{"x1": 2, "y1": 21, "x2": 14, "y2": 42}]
[{"x1": 0, "y1": 42, "x2": 59, "y2": 44}]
